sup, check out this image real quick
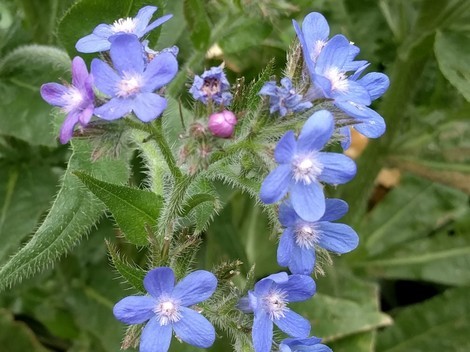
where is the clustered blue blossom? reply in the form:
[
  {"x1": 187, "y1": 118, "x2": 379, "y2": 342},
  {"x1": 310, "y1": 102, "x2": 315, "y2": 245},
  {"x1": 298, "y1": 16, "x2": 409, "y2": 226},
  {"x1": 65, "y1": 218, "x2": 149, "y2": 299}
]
[{"x1": 189, "y1": 66, "x2": 233, "y2": 106}]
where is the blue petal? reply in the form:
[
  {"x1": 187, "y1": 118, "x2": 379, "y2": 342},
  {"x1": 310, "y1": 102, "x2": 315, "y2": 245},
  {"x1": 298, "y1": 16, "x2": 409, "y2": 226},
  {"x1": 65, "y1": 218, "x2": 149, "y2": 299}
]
[
  {"x1": 278, "y1": 200, "x2": 298, "y2": 227},
  {"x1": 311, "y1": 73, "x2": 331, "y2": 98},
  {"x1": 317, "y1": 222, "x2": 359, "y2": 253},
  {"x1": 144, "y1": 267, "x2": 175, "y2": 298},
  {"x1": 172, "y1": 270, "x2": 217, "y2": 307},
  {"x1": 353, "y1": 108, "x2": 386, "y2": 138},
  {"x1": 282, "y1": 336, "x2": 323, "y2": 347},
  {"x1": 109, "y1": 34, "x2": 145, "y2": 75},
  {"x1": 253, "y1": 311, "x2": 273, "y2": 352},
  {"x1": 301, "y1": 12, "x2": 329, "y2": 50},
  {"x1": 59, "y1": 111, "x2": 80, "y2": 144},
  {"x1": 40, "y1": 83, "x2": 68, "y2": 107},
  {"x1": 143, "y1": 14, "x2": 173, "y2": 36},
  {"x1": 262, "y1": 272, "x2": 289, "y2": 285},
  {"x1": 321, "y1": 198, "x2": 349, "y2": 222},
  {"x1": 291, "y1": 181, "x2": 325, "y2": 222},
  {"x1": 139, "y1": 316, "x2": 172, "y2": 352},
  {"x1": 172, "y1": 307, "x2": 215, "y2": 348},
  {"x1": 275, "y1": 131, "x2": 297, "y2": 164},
  {"x1": 92, "y1": 23, "x2": 113, "y2": 37},
  {"x1": 297, "y1": 110, "x2": 334, "y2": 153},
  {"x1": 334, "y1": 100, "x2": 370, "y2": 119},
  {"x1": 236, "y1": 296, "x2": 253, "y2": 313},
  {"x1": 315, "y1": 35, "x2": 350, "y2": 74},
  {"x1": 133, "y1": 6, "x2": 158, "y2": 35},
  {"x1": 358, "y1": 72, "x2": 390, "y2": 100},
  {"x1": 275, "y1": 310, "x2": 310, "y2": 338},
  {"x1": 259, "y1": 165, "x2": 292, "y2": 204},
  {"x1": 292, "y1": 19, "x2": 316, "y2": 80},
  {"x1": 278, "y1": 274, "x2": 316, "y2": 302},
  {"x1": 143, "y1": 52, "x2": 178, "y2": 92},
  {"x1": 254, "y1": 278, "x2": 275, "y2": 297},
  {"x1": 333, "y1": 80, "x2": 371, "y2": 105},
  {"x1": 340, "y1": 126, "x2": 351, "y2": 150},
  {"x1": 288, "y1": 244, "x2": 315, "y2": 275},
  {"x1": 71, "y1": 56, "x2": 90, "y2": 90},
  {"x1": 94, "y1": 97, "x2": 131, "y2": 120},
  {"x1": 75, "y1": 33, "x2": 111, "y2": 53},
  {"x1": 132, "y1": 93, "x2": 167, "y2": 122},
  {"x1": 277, "y1": 228, "x2": 295, "y2": 267},
  {"x1": 259, "y1": 81, "x2": 277, "y2": 96},
  {"x1": 113, "y1": 296, "x2": 156, "y2": 324},
  {"x1": 317, "y1": 153, "x2": 356, "y2": 184},
  {"x1": 90, "y1": 58, "x2": 120, "y2": 96}
]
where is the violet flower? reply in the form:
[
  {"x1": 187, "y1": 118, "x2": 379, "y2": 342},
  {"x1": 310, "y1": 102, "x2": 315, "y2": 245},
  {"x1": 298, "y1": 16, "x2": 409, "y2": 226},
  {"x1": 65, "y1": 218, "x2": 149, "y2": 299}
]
[{"x1": 189, "y1": 66, "x2": 233, "y2": 105}]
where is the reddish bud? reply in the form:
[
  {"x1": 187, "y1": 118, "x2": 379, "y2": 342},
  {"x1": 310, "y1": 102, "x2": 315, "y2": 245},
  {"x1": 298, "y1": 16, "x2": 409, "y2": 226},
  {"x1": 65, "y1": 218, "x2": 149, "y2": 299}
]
[{"x1": 208, "y1": 110, "x2": 237, "y2": 138}]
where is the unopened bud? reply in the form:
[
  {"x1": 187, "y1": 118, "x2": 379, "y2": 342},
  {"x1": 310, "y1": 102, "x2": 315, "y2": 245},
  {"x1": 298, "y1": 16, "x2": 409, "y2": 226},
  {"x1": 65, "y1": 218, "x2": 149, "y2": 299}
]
[{"x1": 208, "y1": 110, "x2": 237, "y2": 138}]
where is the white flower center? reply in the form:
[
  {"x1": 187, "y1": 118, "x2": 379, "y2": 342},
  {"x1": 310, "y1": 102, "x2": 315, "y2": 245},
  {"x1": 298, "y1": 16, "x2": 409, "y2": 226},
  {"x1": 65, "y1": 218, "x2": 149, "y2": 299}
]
[
  {"x1": 324, "y1": 67, "x2": 349, "y2": 92},
  {"x1": 295, "y1": 223, "x2": 319, "y2": 249},
  {"x1": 292, "y1": 154, "x2": 323, "y2": 185},
  {"x1": 111, "y1": 17, "x2": 138, "y2": 34},
  {"x1": 153, "y1": 298, "x2": 182, "y2": 326},
  {"x1": 63, "y1": 87, "x2": 84, "y2": 112},
  {"x1": 311, "y1": 39, "x2": 326, "y2": 62},
  {"x1": 116, "y1": 73, "x2": 143, "y2": 98},
  {"x1": 263, "y1": 289, "x2": 288, "y2": 320}
]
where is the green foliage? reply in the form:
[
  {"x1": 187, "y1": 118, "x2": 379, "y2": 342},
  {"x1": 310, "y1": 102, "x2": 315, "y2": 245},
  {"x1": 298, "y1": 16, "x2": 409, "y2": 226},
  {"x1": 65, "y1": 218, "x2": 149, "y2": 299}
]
[{"x1": 74, "y1": 171, "x2": 163, "y2": 246}]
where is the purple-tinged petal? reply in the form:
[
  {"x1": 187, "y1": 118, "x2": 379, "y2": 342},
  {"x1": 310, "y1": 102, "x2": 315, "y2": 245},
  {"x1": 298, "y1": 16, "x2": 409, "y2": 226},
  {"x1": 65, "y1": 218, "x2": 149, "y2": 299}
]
[
  {"x1": 279, "y1": 200, "x2": 298, "y2": 227},
  {"x1": 277, "y1": 228, "x2": 295, "y2": 267},
  {"x1": 259, "y1": 81, "x2": 277, "y2": 96},
  {"x1": 278, "y1": 274, "x2": 316, "y2": 302},
  {"x1": 113, "y1": 296, "x2": 156, "y2": 324},
  {"x1": 59, "y1": 111, "x2": 80, "y2": 144},
  {"x1": 320, "y1": 199, "x2": 349, "y2": 222},
  {"x1": 290, "y1": 181, "x2": 325, "y2": 222},
  {"x1": 353, "y1": 108, "x2": 386, "y2": 138},
  {"x1": 78, "y1": 105, "x2": 94, "y2": 126},
  {"x1": 143, "y1": 267, "x2": 175, "y2": 298},
  {"x1": 340, "y1": 126, "x2": 351, "y2": 150},
  {"x1": 75, "y1": 34, "x2": 112, "y2": 53},
  {"x1": 143, "y1": 52, "x2": 178, "y2": 91},
  {"x1": 132, "y1": 93, "x2": 167, "y2": 122},
  {"x1": 317, "y1": 153, "x2": 356, "y2": 184},
  {"x1": 140, "y1": 316, "x2": 172, "y2": 352},
  {"x1": 172, "y1": 270, "x2": 217, "y2": 307},
  {"x1": 297, "y1": 110, "x2": 334, "y2": 152},
  {"x1": 94, "y1": 97, "x2": 131, "y2": 120},
  {"x1": 259, "y1": 165, "x2": 292, "y2": 204},
  {"x1": 275, "y1": 131, "x2": 297, "y2": 164},
  {"x1": 109, "y1": 34, "x2": 145, "y2": 75},
  {"x1": 71, "y1": 57, "x2": 89, "y2": 90},
  {"x1": 275, "y1": 310, "x2": 310, "y2": 338},
  {"x1": 40, "y1": 83, "x2": 68, "y2": 107},
  {"x1": 315, "y1": 35, "x2": 351, "y2": 74},
  {"x1": 172, "y1": 307, "x2": 215, "y2": 348},
  {"x1": 144, "y1": 14, "x2": 173, "y2": 35},
  {"x1": 253, "y1": 311, "x2": 273, "y2": 352},
  {"x1": 358, "y1": 72, "x2": 390, "y2": 100},
  {"x1": 317, "y1": 222, "x2": 359, "y2": 253},
  {"x1": 133, "y1": 6, "x2": 157, "y2": 35},
  {"x1": 287, "y1": 245, "x2": 315, "y2": 275},
  {"x1": 91, "y1": 58, "x2": 120, "y2": 96},
  {"x1": 293, "y1": 19, "x2": 316, "y2": 80}
]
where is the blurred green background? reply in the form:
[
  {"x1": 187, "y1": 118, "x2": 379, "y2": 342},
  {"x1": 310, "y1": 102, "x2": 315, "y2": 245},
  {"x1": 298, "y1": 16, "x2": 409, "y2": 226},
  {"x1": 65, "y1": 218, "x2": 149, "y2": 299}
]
[{"x1": 0, "y1": 0, "x2": 469, "y2": 351}]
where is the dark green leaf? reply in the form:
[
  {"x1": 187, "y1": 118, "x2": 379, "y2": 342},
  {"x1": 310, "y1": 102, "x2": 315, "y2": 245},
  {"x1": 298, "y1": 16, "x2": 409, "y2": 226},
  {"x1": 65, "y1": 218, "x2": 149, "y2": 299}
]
[
  {"x1": 106, "y1": 240, "x2": 145, "y2": 292},
  {"x1": 74, "y1": 171, "x2": 162, "y2": 246},
  {"x1": 183, "y1": 0, "x2": 211, "y2": 50}
]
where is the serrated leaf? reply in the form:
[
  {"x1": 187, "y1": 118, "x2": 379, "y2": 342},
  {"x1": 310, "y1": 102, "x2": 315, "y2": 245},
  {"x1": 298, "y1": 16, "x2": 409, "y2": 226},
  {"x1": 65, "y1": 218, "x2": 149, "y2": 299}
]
[
  {"x1": 377, "y1": 287, "x2": 470, "y2": 351},
  {"x1": 74, "y1": 171, "x2": 162, "y2": 246},
  {"x1": 435, "y1": 30, "x2": 470, "y2": 102},
  {"x1": 0, "y1": 45, "x2": 70, "y2": 146},
  {"x1": 106, "y1": 240, "x2": 145, "y2": 293},
  {"x1": 0, "y1": 139, "x2": 130, "y2": 291},
  {"x1": 183, "y1": 0, "x2": 211, "y2": 50}
]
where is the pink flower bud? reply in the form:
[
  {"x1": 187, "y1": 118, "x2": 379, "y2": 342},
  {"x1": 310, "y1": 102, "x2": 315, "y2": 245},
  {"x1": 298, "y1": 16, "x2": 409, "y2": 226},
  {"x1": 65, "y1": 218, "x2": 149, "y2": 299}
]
[{"x1": 208, "y1": 110, "x2": 237, "y2": 138}]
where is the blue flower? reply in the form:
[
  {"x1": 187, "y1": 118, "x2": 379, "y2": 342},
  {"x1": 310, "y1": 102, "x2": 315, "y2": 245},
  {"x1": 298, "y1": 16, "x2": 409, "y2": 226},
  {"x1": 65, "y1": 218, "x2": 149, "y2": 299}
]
[
  {"x1": 91, "y1": 34, "x2": 177, "y2": 122},
  {"x1": 277, "y1": 198, "x2": 358, "y2": 275},
  {"x1": 113, "y1": 267, "x2": 217, "y2": 352},
  {"x1": 237, "y1": 272, "x2": 315, "y2": 352},
  {"x1": 259, "y1": 77, "x2": 313, "y2": 117},
  {"x1": 76, "y1": 6, "x2": 172, "y2": 53},
  {"x1": 280, "y1": 337, "x2": 333, "y2": 352},
  {"x1": 189, "y1": 66, "x2": 233, "y2": 105},
  {"x1": 259, "y1": 110, "x2": 356, "y2": 222},
  {"x1": 40, "y1": 56, "x2": 94, "y2": 144}
]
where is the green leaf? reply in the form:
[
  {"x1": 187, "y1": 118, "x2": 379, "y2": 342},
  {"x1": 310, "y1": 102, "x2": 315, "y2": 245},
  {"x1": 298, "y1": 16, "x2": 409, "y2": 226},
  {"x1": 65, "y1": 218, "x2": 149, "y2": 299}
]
[
  {"x1": 0, "y1": 45, "x2": 70, "y2": 146},
  {"x1": 74, "y1": 171, "x2": 162, "y2": 246},
  {"x1": 0, "y1": 139, "x2": 130, "y2": 291},
  {"x1": 183, "y1": 0, "x2": 212, "y2": 50},
  {"x1": 0, "y1": 309, "x2": 48, "y2": 352},
  {"x1": 57, "y1": 0, "x2": 168, "y2": 57},
  {"x1": 106, "y1": 240, "x2": 145, "y2": 292},
  {"x1": 435, "y1": 30, "x2": 470, "y2": 102},
  {"x1": 0, "y1": 164, "x2": 59, "y2": 263},
  {"x1": 219, "y1": 19, "x2": 271, "y2": 54},
  {"x1": 377, "y1": 287, "x2": 470, "y2": 351}
]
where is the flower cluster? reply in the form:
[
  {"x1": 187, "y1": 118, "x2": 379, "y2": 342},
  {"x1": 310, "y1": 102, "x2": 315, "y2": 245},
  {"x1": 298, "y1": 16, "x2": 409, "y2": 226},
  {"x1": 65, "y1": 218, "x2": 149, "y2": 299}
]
[{"x1": 40, "y1": 6, "x2": 177, "y2": 143}]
